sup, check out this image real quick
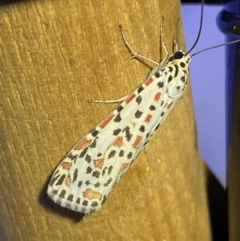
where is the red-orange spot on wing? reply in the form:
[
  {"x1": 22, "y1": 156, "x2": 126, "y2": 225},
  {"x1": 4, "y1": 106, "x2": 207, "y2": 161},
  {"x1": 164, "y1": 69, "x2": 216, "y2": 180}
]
[
  {"x1": 62, "y1": 162, "x2": 72, "y2": 171},
  {"x1": 167, "y1": 102, "x2": 173, "y2": 109},
  {"x1": 133, "y1": 136, "x2": 142, "y2": 148},
  {"x1": 119, "y1": 163, "x2": 129, "y2": 172},
  {"x1": 75, "y1": 138, "x2": 91, "y2": 150},
  {"x1": 65, "y1": 175, "x2": 71, "y2": 187},
  {"x1": 83, "y1": 188, "x2": 102, "y2": 200},
  {"x1": 145, "y1": 77, "x2": 153, "y2": 86},
  {"x1": 94, "y1": 159, "x2": 104, "y2": 169},
  {"x1": 145, "y1": 114, "x2": 152, "y2": 123},
  {"x1": 154, "y1": 92, "x2": 161, "y2": 101},
  {"x1": 126, "y1": 93, "x2": 136, "y2": 104},
  {"x1": 113, "y1": 136, "x2": 123, "y2": 147},
  {"x1": 99, "y1": 113, "x2": 115, "y2": 128}
]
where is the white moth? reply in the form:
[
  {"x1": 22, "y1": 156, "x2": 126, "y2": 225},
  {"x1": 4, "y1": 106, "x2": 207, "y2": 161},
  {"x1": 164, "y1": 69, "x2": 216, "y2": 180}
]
[
  {"x1": 47, "y1": 19, "x2": 190, "y2": 215},
  {"x1": 47, "y1": 2, "x2": 240, "y2": 216}
]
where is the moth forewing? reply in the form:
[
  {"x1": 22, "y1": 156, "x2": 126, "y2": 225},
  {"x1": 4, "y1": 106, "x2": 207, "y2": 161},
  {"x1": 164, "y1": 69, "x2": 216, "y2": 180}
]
[{"x1": 47, "y1": 48, "x2": 191, "y2": 215}]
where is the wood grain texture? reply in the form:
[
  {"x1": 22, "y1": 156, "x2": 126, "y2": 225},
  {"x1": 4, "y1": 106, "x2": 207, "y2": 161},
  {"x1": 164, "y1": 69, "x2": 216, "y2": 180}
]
[{"x1": 0, "y1": 0, "x2": 211, "y2": 240}]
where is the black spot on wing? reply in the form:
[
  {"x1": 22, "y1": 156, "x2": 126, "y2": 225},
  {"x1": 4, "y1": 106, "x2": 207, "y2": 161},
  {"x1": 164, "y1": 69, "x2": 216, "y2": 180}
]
[
  {"x1": 51, "y1": 190, "x2": 58, "y2": 196},
  {"x1": 174, "y1": 65, "x2": 179, "y2": 77},
  {"x1": 73, "y1": 169, "x2": 78, "y2": 183},
  {"x1": 136, "y1": 96, "x2": 142, "y2": 104},
  {"x1": 89, "y1": 139, "x2": 97, "y2": 148},
  {"x1": 135, "y1": 110, "x2": 143, "y2": 118},
  {"x1": 91, "y1": 201, "x2": 98, "y2": 207},
  {"x1": 86, "y1": 166, "x2": 92, "y2": 174},
  {"x1": 92, "y1": 171, "x2": 100, "y2": 178},
  {"x1": 104, "y1": 177, "x2": 113, "y2": 187},
  {"x1": 154, "y1": 72, "x2": 160, "y2": 78},
  {"x1": 180, "y1": 62, "x2": 186, "y2": 68},
  {"x1": 127, "y1": 152, "x2": 133, "y2": 159},
  {"x1": 114, "y1": 113, "x2": 122, "y2": 122},
  {"x1": 123, "y1": 127, "x2": 132, "y2": 141},
  {"x1": 117, "y1": 105, "x2": 123, "y2": 112},
  {"x1": 67, "y1": 194, "x2": 74, "y2": 201},
  {"x1": 79, "y1": 147, "x2": 88, "y2": 158},
  {"x1": 139, "y1": 125, "x2": 145, "y2": 132},
  {"x1": 56, "y1": 174, "x2": 66, "y2": 186},
  {"x1": 49, "y1": 174, "x2": 60, "y2": 186},
  {"x1": 85, "y1": 154, "x2": 91, "y2": 163},
  {"x1": 78, "y1": 181, "x2": 82, "y2": 187},
  {"x1": 149, "y1": 105, "x2": 156, "y2": 111},
  {"x1": 158, "y1": 81, "x2": 164, "y2": 88},
  {"x1": 53, "y1": 170, "x2": 59, "y2": 176},
  {"x1": 108, "y1": 166, "x2": 113, "y2": 174},
  {"x1": 181, "y1": 76, "x2": 186, "y2": 83},
  {"x1": 67, "y1": 153, "x2": 78, "y2": 161},
  {"x1": 102, "y1": 167, "x2": 107, "y2": 176},
  {"x1": 91, "y1": 129, "x2": 99, "y2": 137},
  {"x1": 113, "y1": 128, "x2": 121, "y2": 136},
  {"x1": 94, "y1": 182, "x2": 101, "y2": 187},
  {"x1": 137, "y1": 86, "x2": 144, "y2": 93},
  {"x1": 108, "y1": 150, "x2": 116, "y2": 158},
  {"x1": 59, "y1": 190, "x2": 66, "y2": 198},
  {"x1": 119, "y1": 150, "x2": 124, "y2": 157}
]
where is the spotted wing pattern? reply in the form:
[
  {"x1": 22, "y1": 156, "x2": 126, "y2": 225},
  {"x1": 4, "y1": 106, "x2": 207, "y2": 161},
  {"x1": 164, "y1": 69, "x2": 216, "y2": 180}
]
[{"x1": 47, "y1": 51, "x2": 191, "y2": 215}]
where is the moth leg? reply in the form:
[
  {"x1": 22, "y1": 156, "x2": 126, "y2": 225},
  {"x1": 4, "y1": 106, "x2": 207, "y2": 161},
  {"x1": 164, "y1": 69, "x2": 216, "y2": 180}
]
[
  {"x1": 160, "y1": 17, "x2": 169, "y2": 57},
  {"x1": 119, "y1": 25, "x2": 159, "y2": 66},
  {"x1": 173, "y1": 18, "x2": 180, "y2": 52},
  {"x1": 147, "y1": 18, "x2": 173, "y2": 77},
  {"x1": 144, "y1": 141, "x2": 150, "y2": 153},
  {"x1": 92, "y1": 95, "x2": 128, "y2": 103}
]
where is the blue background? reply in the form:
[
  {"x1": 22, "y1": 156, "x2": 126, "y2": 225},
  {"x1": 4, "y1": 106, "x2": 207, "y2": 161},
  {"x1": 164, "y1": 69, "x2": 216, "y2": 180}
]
[{"x1": 182, "y1": 4, "x2": 226, "y2": 187}]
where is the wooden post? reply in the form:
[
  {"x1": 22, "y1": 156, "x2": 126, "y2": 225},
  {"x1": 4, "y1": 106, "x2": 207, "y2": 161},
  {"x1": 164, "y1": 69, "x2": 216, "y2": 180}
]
[{"x1": 0, "y1": 0, "x2": 211, "y2": 240}]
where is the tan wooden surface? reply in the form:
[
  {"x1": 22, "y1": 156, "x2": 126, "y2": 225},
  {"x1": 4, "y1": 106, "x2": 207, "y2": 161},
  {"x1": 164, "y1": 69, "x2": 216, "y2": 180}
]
[{"x1": 0, "y1": 0, "x2": 211, "y2": 240}]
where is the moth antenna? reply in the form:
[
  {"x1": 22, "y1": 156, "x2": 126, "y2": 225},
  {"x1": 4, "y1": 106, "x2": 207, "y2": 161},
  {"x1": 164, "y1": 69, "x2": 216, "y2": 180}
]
[
  {"x1": 192, "y1": 39, "x2": 240, "y2": 57},
  {"x1": 186, "y1": 0, "x2": 204, "y2": 54}
]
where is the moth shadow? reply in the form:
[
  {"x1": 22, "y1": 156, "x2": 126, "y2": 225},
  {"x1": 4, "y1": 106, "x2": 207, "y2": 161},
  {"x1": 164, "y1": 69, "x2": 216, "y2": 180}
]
[
  {"x1": 39, "y1": 173, "x2": 85, "y2": 222},
  {"x1": 0, "y1": 0, "x2": 29, "y2": 5}
]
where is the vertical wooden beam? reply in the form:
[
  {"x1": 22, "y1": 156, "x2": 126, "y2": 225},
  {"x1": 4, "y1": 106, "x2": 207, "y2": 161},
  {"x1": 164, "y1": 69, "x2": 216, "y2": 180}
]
[{"x1": 0, "y1": 0, "x2": 211, "y2": 240}]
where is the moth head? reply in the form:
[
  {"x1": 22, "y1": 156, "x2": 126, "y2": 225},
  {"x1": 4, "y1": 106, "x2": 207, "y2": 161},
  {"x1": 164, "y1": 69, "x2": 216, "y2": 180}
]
[
  {"x1": 173, "y1": 51, "x2": 184, "y2": 59},
  {"x1": 168, "y1": 50, "x2": 191, "y2": 67}
]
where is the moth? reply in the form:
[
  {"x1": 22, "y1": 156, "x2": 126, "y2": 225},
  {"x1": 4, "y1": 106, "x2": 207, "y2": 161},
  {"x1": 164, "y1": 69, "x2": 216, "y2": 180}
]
[{"x1": 47, "y1": 0, "x2": 240, "y2": 216}]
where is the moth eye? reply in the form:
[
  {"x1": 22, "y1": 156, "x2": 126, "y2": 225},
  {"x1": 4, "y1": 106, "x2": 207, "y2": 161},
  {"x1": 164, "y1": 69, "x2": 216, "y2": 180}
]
[{"x1": 174, "y1": 51, "x2": 184, "y2": 59}]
